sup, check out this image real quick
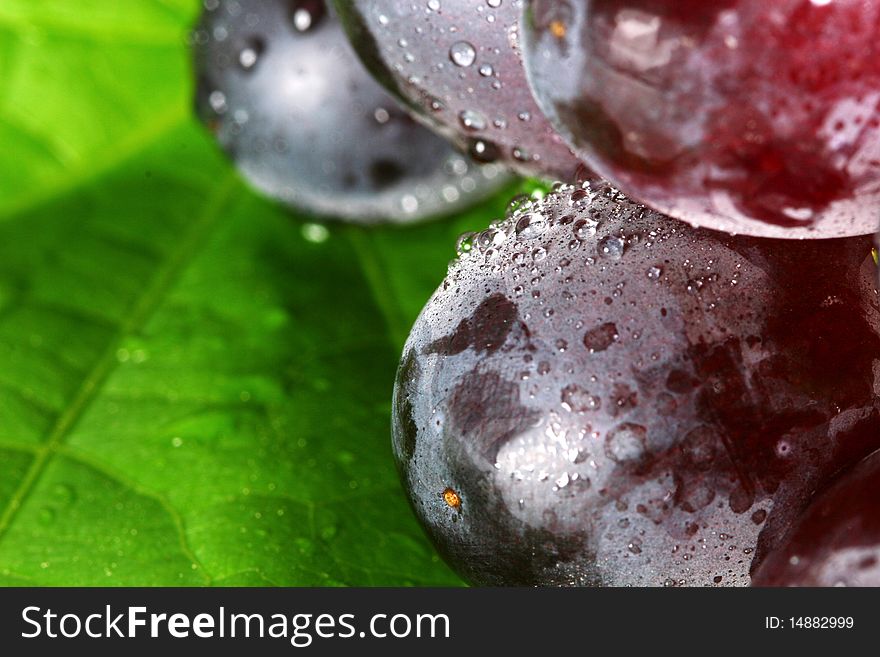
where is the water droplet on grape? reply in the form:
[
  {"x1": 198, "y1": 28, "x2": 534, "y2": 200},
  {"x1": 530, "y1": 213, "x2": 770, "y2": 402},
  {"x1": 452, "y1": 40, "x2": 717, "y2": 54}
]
[
  {"x1": 605, "y1": 423, "x2": 648, "y2": 464},
  {"x1": 515, "y1": 213, "x2": 547, "y2": 239},
  {"x1": 335, "y1": 0, "x2": 587, "y2": 178},
  {"x1": 449, "y1": 41, "x2": 477, "y2": 67},
  {"x1": 560, "y1": 385, "x2": 601, "y2": 413},
  {"x1": 598, "y1": 235, "x2": 625, "y2": 260}
]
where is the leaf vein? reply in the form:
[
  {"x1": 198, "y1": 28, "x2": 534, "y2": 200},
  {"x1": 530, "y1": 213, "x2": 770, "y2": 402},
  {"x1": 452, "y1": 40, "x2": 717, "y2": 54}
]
[
  {"x1": 54, "y1": 446, "x2": 211, "y2": 584},
  {"x1": 0, "y1": 171, "x2": 240, "y2": 569}
]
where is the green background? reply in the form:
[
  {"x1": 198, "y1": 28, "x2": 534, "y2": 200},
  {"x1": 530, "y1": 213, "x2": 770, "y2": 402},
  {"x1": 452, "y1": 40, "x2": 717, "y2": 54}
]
[{"x1": 0, "y1": 0, "x2": 525, "y2": 586}]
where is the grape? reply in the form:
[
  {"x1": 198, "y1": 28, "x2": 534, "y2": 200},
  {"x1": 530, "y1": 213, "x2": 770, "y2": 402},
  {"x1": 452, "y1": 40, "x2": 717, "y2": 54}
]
[
  {"x1": 192, "y1": 0, "x2": 508, "y2": 223},
  {"x1": 522, "y1": 0, "x2": 880, "y2": 239},
  {"x1": 333, "y1": 0, "x2": 585, "y2": 180},
  {"x1": 752, "y1": 449, "x2": 880, "y2": 587},
  {"x1": 393, "y1": 181, "x2": 880, "y2": 586}
]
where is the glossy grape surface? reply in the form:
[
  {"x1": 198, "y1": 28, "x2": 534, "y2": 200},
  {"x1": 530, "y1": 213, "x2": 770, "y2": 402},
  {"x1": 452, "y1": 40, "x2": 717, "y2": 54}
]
[
  {"x1": 334, "y1": 0, "x2": 584, "y2": 180},
  {"x1": 394, "y1": 181, "x2": 880, "y2": 586},
  {"x1": 523, "y1": 0, "x2": 880, "y2": 238},
  {"x1": 193, "y1": 0, "x2": 507, "y2": 223},
  {"x1": 752, "y1": 449, "x2": 880, "y2": 587}
]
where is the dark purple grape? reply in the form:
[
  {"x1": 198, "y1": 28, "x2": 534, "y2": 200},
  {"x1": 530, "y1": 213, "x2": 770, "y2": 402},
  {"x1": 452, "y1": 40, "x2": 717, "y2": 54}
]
[
  {"x1": 393, "y1": 181, "x2": 880, "y2": 586},
  {"x1": 192, "y1": 0, "x2": 508, "y2": 223},
  {"x1": 752, "y1": 449, "x2": 880, "y2": 587},
  {"x1": 521, "y1": 0, "x2": 880, "y2": 238},
  {"x1": 333, "y1": 0, "x2": 585, "y2": 180}
]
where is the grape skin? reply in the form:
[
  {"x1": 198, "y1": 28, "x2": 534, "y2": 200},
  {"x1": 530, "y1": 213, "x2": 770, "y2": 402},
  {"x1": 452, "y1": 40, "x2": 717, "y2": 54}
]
[
  {"x1": 394, "y1": 182, "x2": 880, "y2": 586},
  {"x1": 193, "y1": 0, "x2": 508, "y2": 223},
  {"x1": 522, "y1": 0, "x2": 880, "y2": 238},
  {"x1": 752, "y1": 449, "x2": 880, "y2": 587},
  {"x1": 334, "y1": 0, "x2": 585, "y2": 180}
]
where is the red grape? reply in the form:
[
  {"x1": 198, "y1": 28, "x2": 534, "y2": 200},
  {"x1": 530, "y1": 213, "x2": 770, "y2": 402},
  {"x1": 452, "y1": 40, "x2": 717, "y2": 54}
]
[
  {"x1": 523, "y1": 0, "x2": 880, "y2": 238},
  {"x1": 752, "y1": 449, "x2": 880, "y2": 586}
]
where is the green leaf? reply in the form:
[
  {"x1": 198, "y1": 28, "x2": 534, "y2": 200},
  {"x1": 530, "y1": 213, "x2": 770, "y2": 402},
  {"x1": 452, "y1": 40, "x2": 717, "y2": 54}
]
[{"x1": 0, "y1": 0, "x2": 521, "y2": 586}]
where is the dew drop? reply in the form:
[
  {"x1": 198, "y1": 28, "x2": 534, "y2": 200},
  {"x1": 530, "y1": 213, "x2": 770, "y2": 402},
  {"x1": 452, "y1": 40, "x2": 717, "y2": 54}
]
[
  {"x1": 515, "y1": 213, "x2": 547, "y2": 239},
  {"x1": 373, "y1": 107, "x2": 390, "y2": 124},
  {"x1": 605, "y1": 423, "x2": 647, "y2": 463},
  {"x1": 456, "y1": 231, "x2": 476, "y2": 256},
  {"x1": 237, "y1": 37, "x2": 264, "y2": 71},
  {"x1": 459, "y1": 109, "x2": 487, "y2": 131},
  {"x1": 302, "y1": 222, "x2": 329, "y2": 243},
  {"x1": 560, "y1": 384, "x2": 601, "y2": 413},
  {"x1": 400, "y1": 194, "x2": 419, "y2": 214},
  {"x1": 598, "y1": 235, "x2": 625, "y2": 260},
  {"x1": 291, "y1": 0, "x2": 325, "y2": 32},
  {"x1": 449, "y1": 41, "x2": 477, "y2": 67},
  {"x1": 208, "y1": 90, "x2": 227, "y2": 114},
  {"x1": 477, "y1": 227, "x2": 505, "y2": 248},
  {"x1": 573, "y1": 219, "x2": 597, "y2": 240},
  {"x1": 468, "y1": 138, "x2": 499, "y2": 162}
]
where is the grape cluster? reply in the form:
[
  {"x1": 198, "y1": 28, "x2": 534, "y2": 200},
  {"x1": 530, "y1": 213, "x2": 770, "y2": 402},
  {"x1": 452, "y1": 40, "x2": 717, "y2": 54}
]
[{"x1": 192, "y1": 0, "x2": 880, "y2": 586}]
